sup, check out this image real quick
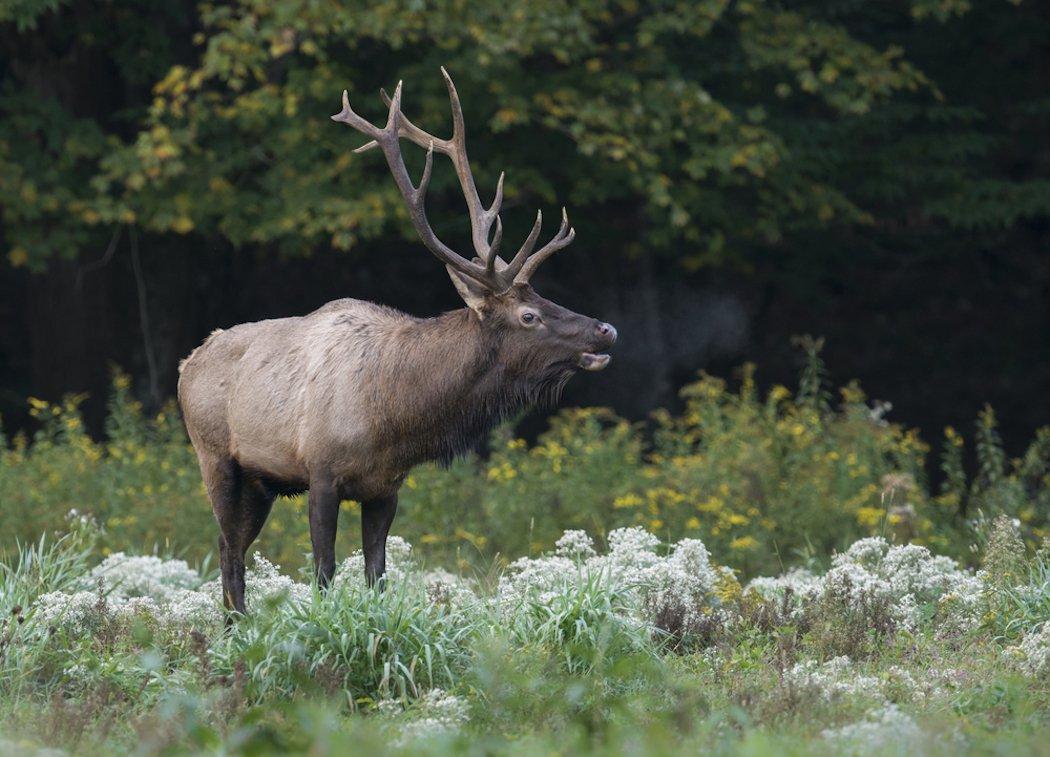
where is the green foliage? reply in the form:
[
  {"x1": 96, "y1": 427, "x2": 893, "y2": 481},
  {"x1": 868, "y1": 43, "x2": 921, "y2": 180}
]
[
  {"x1": 981, "y1": 517, "x2": 1050, "y2": 642},
  {"x1": 3, "y1": 353, "x2": 1049, "y2": 576},
  {"x1": 5, "y1": 0, "x2": 1042, "y2": 270},
  {"x1": 0, "y1": 91, "x2": 114, "y2": 269},
  {"x1": 215, "y1": 579, "x2": 479, "y2": 704},
  {"x1": 89, "y1": 0, "x2": 922, "y2": 262},
  {"x1": 0, "y1": 515, "x2": 1048, "y2": 754},
  {"x1": 0, "y1": 527, "x2": 93, "y2": 616},
  {"x1": 935, "y1": 408, "x2": 1050, "y2": 534},
  {"x1": 506, "y1": 569, "x2": 657, "y2": 674},
  {"x1": 0, "y1": 376, "x2": 213, "y2": 559},
  {"x1": 0, "y1": 0, "x2": 70, "y2": 30}
]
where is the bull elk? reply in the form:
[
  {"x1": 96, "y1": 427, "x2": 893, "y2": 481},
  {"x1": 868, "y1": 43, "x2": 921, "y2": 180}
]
[{"x1": 178, "y1": 69, "x2": 617, "y2": 614}]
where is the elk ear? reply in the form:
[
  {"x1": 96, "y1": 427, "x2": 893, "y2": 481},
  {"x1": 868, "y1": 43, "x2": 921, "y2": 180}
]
[{"x1": 446, "y1": 265, "x2": 490, "y2": 315}]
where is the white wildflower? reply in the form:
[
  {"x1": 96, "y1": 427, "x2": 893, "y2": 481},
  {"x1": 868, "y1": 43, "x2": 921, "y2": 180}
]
[
  {"x1": 334, "y1": 537, "x2": 414, "y2": 589},
  {"x1": 606, "y1": 527, "x2": 661, "y2": 568},
  {"x1": 32, "y1": 590, "x2": 104, "y2": 635},
  {"x1": 785, "y1": 657, "x2": 882, "y2": 702},
  {"x1": 113, "y1": 596, "x2": 162, "y2": 624},
  {"x1": 164, "y1": 587, "x2": 224, "y2": 628},
  {"x1": 84, "y1": 553, "x2": 201, "y2": 601},
  {"x1": 744, "y1": 568, "x2": 822, "y2": 622},
  {"x1": 422, "y1": 569, "x2": 477, "y2": 609},
  {"x1": 388, "y1": 688, "x2": 469, "y2": 747},
  {"x1": 881, "y1": 664, "x2": 951, "y2": 703},
  {"x1": 822, "y1": 537, "x2": 982, "y2": 631},
  {"x1": 1007, "y1": 623, "x2": 1050, "y2": 678},
  {"x1": 746, "y1": 568, "x2": 822, "y2": 602},
  {"x1": 498, "y1": 554, "x2": 578, "y2": 607},
  {"x1": 498, "y1": 528, "x2": 727, "y2": 643},
  {"x1": 242, "y1": 553, "x2": 311, "y2": 605},
  {"x1": 638, "y1": 538, "x2": 724, "y2": 638},
  {"x1": 821, "y1": 704, "x2": 923, "y2": 753},
  {"x1": 555, "y1": 529, "x2": 597, "y2": 559}
]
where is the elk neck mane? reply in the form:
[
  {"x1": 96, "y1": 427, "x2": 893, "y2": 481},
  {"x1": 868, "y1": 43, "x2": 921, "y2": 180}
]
[{"x1": 367, "y1": 306, "x2": 574, "y2": 467}]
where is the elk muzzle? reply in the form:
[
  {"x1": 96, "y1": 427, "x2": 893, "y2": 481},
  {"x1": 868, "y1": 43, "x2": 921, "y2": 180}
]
[{"x1": 578, "y1": 321, "x2": 617, "y2": 371}]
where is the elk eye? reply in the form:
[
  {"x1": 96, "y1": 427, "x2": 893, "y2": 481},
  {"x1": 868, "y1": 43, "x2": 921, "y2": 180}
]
[{"x1": 520, "y1": 311, "x2": 537, "y2": 325}]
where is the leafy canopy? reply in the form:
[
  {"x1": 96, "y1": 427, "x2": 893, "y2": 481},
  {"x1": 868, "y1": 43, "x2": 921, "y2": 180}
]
[{"x1": 4, "y1": 0, "x2": 1048, "y2": 273}]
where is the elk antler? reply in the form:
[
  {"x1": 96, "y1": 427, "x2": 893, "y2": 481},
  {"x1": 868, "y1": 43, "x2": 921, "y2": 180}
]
[{"x1": 332, "y1": 68, "x2": 575, "y2": 292}]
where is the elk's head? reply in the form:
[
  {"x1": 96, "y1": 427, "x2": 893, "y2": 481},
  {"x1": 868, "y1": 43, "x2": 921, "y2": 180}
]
[{"x1": 333, "y1": 69, "x2": 617, "y2": 382}]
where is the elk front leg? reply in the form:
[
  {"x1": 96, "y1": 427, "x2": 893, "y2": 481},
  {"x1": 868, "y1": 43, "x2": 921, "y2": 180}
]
[
  {"x1": 308, "y1": 476, "x2": 341, "y2": 588},
  {"x1": 361, "y1": 494, "x2": 398, "y2": 587}
]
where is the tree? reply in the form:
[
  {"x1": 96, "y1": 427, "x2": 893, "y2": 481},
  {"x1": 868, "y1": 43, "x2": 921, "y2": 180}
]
[{"x1": 4, "y1": 0, "x2": 944, "y2": 271}]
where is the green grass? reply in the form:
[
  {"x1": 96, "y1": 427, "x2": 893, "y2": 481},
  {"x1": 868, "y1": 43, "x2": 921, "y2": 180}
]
[
  {"x1": 0, "y1": 517, "x2": 1046, "y2": 755},
  {"x1": 1, "y1": 350, "x2": 1048, "y2": 753}
]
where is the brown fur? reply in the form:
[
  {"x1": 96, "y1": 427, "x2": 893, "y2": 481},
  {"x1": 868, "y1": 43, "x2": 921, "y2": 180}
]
[
  {"x1": 178, "y1": 282, "x2": 616, "y2": 613},
  {"x1": 183, "y1": 71, "x2": 618, "y2": 613}
]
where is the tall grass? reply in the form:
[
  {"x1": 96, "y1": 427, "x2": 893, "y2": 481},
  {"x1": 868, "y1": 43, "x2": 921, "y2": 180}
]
[
  {"x1": 213, "y1": 580, "x2": 482, "y2": 704},
  {"x1": 0, "y1": 527, "x2": 94, "y2": 615}
]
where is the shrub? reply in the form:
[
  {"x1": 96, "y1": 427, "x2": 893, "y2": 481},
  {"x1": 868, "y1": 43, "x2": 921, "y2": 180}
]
[{"x1": 2, "y1": 347, "x2": 1048, "y2": 577}]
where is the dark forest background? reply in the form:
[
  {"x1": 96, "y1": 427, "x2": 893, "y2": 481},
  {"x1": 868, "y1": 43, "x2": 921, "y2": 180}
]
[{"x1": 1, "y1": 0, "x2": 1047, "y2": 461}]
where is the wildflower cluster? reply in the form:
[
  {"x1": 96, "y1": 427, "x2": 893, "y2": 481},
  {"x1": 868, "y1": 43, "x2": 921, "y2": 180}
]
[
  {"x1": 499, "y1": 527, "x2": 735, "y2": 645},
  {"x1": 4, "y1": 520, "x2": 1048, "y2": 754},
  {"x1": 746, "y1": 537, "x2": 983, "y2": 634},
  {"x1": 821, "y1": 537, "x2": 983, "y2": 631},
  {"x1": 379, "y1": 688, "x2": 470, "y2": 746},
  {"x1": 785, "y1": 657, "x2": 883, "y2": 703},
  {"x1": 784, "y1": 656, "x2": 956, "y2": 706},
  {"x1": 820, "y1": 704, "x2": 924, "y2": 753},
  {"x1": 31, "y1": 551, "x2": 317, "y2": 635},
  {"x1": 1008, "y1": 622, "x2": 1050, "y2": 679},
  {"x1": 332, "y1": 536, "x2": 414, "y2": 589}
]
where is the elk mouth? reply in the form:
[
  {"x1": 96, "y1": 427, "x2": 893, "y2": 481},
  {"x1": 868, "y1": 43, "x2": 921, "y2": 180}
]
[{"x1": 578, "y1": 352, "x2": 611, "y2": 371}]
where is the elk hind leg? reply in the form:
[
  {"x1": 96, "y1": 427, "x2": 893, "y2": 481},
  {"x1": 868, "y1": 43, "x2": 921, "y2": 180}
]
[
  {"x1": 200, "y1": 455, "x2": 273, "y2": 615},
  {"x1": 361, "y1": 494, "x2": 398, "y2": 588},
  {"x1": 308, "y1": 476, "x2": 341, "y2": 589},
  {"x1": 223, "y1": 480, "x2": 275, "y2": 615}
]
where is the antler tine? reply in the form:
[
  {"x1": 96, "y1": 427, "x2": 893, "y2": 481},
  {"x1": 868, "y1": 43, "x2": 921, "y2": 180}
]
[
  {"x1": 418, "y1": 140, "x2": 435, "y2": 200},
  {"x1": 368, "y1": 86, "x2": 456, "y2": 156},
  {"x1": 441, "y1": 66, "x2": 466, "y2": 146},
  {"x1": 485, "y1": 216, "x2": 504, "y2": 278},
  {"x1": 513, "y1": 208, "x2": 576, "y2": 285},
  {"x1": 440, "y1": 68, "x2": 503, "y2": 265},
  {"x1": 333, "y1": 80, "x2": 495, "y2": 290},
  {"x1": 375, "y1": 69, "x2": 504, "y2": 267},
  {"x1": 489, "y1": 172, "x2": 504, "y2": 220},
  {"x1": 385, "y1": 80, "x2": 404, "y2": 130},
  {"x1": 502, "y1": 210, "x2": 543, "y2": 281},
  {"x1": 334, "y1": 70, "x2": 578, "y2": 293},
  {"x1": 332, "y1": 90, "x2": 383, "y2": 144}
]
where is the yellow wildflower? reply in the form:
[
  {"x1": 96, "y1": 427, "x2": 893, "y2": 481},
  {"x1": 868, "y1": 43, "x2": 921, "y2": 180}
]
[
  {"x1": 856, "y1": 506, "x2": 885, "y2": 528},
  {"x1": 613, "y1": 493, "x2": 643, "y2": 509}
]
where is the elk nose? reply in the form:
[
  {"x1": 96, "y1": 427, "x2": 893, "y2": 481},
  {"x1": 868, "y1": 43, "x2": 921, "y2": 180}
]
[{"x1": 596, "y1": 322, "x2": 617, "y2": 344}]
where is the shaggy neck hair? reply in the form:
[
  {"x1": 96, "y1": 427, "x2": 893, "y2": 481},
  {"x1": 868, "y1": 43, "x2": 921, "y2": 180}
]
[{"x1": 372, "y1": 308, "x2": 575, "y2": 467}]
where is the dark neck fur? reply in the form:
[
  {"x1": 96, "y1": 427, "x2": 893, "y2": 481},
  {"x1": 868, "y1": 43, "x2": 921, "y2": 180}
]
[{"x1": 373, "y1": 308, "x2": 571, "y2": 467}]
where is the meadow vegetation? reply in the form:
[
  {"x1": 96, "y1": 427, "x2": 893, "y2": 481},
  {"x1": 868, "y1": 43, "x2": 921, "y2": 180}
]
[
  {"x1": 0, "y1": 348, "x2": 1048, "y2": 754},
  {"x1": 2, "y1": 344, "x2": 1047, "y2": 576},
  {"x1": 0, "y1": 513, "x2": 1047, "y2": 754}
]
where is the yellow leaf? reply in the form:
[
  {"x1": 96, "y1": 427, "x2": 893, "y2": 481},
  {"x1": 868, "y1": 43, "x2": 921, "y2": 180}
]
[
  {"x1": 172, "y1": 216, "x2": 195, "y2": 234},
  {"x1": 8, "y1": 247, "x2": 29, "y2": 267}
]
